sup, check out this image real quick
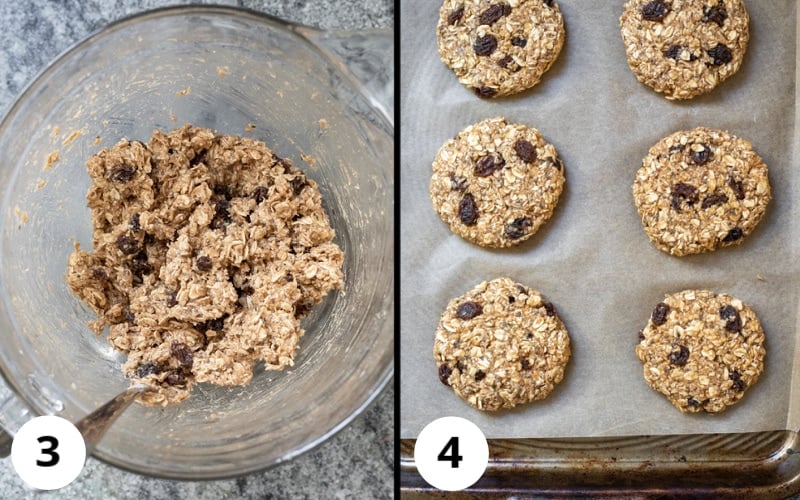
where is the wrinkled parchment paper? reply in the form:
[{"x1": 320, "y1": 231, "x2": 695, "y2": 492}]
[{"x1": 401, "y1": 0, "x2": 799, "y2": 438}]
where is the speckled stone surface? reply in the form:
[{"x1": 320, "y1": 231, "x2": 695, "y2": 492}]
[{"x1": 0, "y1": 1, "x2": 393, "y2": 498}]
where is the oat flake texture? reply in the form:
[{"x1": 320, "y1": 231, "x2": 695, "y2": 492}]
[
  {"x1": 430, "y1": 117, "x2": 566, "y2": 248},
  {"x1": 619, "y1": 0, "x2": 749, "y2": 99},
  {"x1": 437, "y1": 0, "x2": 566, "y2": 98},
  {"x1": 636, "y1": 289, "x2": 766, "y2": 413},
  {"x1": 433, "y1": 277, "x2": 571, "y2": 411},
  {"x1": 67, "y1": 125, "x2": 344, "y2": 406},
  {"x1": 632, "y1": 127, "x2": 770, "y2": 256}
]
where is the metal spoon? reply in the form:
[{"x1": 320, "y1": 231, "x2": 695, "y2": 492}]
[
  {"x1": 0, "y1": 385, "x2": 148, "y2": 459},
  {"x1": 74, "y1": 385, "x2": 149, "y2": 455}
]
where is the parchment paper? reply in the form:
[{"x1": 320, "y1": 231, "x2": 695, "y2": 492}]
[{"x1": 400, "y1": 0, "x2": 800, "y2": 438}]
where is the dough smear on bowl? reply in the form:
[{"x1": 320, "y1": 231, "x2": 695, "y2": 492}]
[{"x1": 67, "y1": 125, "x2": 344, "y2": 406}]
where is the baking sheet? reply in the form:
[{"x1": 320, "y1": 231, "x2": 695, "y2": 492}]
[{"x1": 400, "y1": 0, "x2": 800, "y2": 438}]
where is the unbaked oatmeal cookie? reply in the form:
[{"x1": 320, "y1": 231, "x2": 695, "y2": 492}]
[
  {"x1": 434, "y1": 277, "x2": 571, "y2": 411},
  {"x1": 437, "y1": 0, "x2": 565, "y2": 98},
  {"x1": 620, "y1": 0, "x2": 749, "y2": 99},
  {"x1": 430, "y1": 117, "x2": 565, "y2": 248},
  {"x1": 67, "y1": 125, "x2": 344, "y2": 406},
  {"x1": 636, "y1": 289, "x2": 765, "y2": 413},
  {"x1": 632, "y1": 127, "x2": 770, "y2": 256}
]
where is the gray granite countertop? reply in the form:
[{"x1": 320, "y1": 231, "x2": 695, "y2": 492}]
[{"x1": 0, "y1": 1, "x2": 393, "y2": 499}]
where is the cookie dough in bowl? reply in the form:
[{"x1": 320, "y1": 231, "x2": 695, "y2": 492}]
[{"x1": 67, "y1": 125, "x2": 344, "y2": 406}]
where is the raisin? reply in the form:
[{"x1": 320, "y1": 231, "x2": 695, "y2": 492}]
[
  {"x1": 520, "y1": 359, "x2": 531, "y2": 370},
  {"x1": 508, "y1": 296, "x2": 515, "y2": 304},
  {"x1": 474, "y1": 86, "x2": 497, "y2": 98},
  {"x1": 514, "y1": 139, "x2": 537, "y2": 163},
  {"x1": 543, "y1": 0, "x2": 554, "y2": 6},
  {"x1": 447, "y1": 5, "x2": 464, "y2": 25},
  {"x1": 91, "y1": 267, "x2": 108, "y2": 280},
  {"x1": 208, "y1": 315, "x2": 227, "y2": 331},
  {"x1": 116, "y1": 234, "x2": 139, "y2": 255},
  {"x1": 108, "y1": 164, "x2": 136, "y2": 183},
  {"x1": 479, "y1": 3, "x2": 511, "y2": 26},
  {"x1": 708, "y1": 44, "x2": 732, "y2": 66},
  {"x1": 729, "y1": 370, "x2": 746, "y2": 392},
  {"x1": 237, "y1": 284, "x2": 255, "y2": 298},
  {"x1": 291, "y1": 175, "x2": 308, "y2": 195},
  {"x1": 497, "y1": 55, "x2": 517, "y2": 71},
  {"x1": 671, "y1": 183, "x2": 699, "y2": 211},
  {"x1": 196, "y1": 255, "x2": 213, "y2": 272},
  {"x1": 438, "y1": 364, "x2": 453, "y2": 386},
  {"x1": 214, "y1": 184, "x2": 233, "y2": 200},
  {"x1": 474, "y1": 370, "x2": 486, "y2": 382},
  {"x1": 136, "y1": 363, "x2": 159, "y2": 378},
  {"x1": 294, "y1": 301, "x2": 314, "y2": 318},
  {"x1": 473, "y1": 34, "x2": 498, "y2": 56},
  {"x1": 669, "y1": 345, "x2": 690, "y2": 366},
  {"x1": 253, "y1": 186, "x2": 268, "y2": 203},
  {"x1": 728, "y1": 175, "x2": 745, "y2": 200},
  {"x1": 165, "y1": 372, "x2": 186, "y2": 386},
  {"x1": 702, "y1": 5, "x2": 727, "y2": 27},
  {"x1": 130, "y1": 250, "x2": 151, "y2": 275},
  {"x1": 638, "y1": 330, "x2": 645, "y2": 342},
  {"x1": 456, "y1": 301, "x2": 483, "y2": 320},
  {"x1": 690, "y1": 144, "x2": 712, "y2": 165},
  {"x1": 456, "y1": 359, "x2": 466, "y2": 373},
  {"x1": 652, "y1": 302, "x2": 670, "y2": 326},
  {"x1": 506, "y1": 217, "x2": 532, "y2": 240},
  {"x1": 722, "y1": 227, "x2": 743, "y2": 243},
  {"x1": 190, "y1": 149, "x2": 207, "y2": 167},
  {"x1": 641, "y1": 0, "x2": 669, "y2": 21},
  {"x1": 719, "y1": 305, "x2": 742, "y2": 333},
  {"x1": 458, "y1": 193, "x2": 479, "y2": 226},
  {"x1": 701, "y1": 193, "x2": 728, "y2": 209},
  {"x1": 664, "y1": 45, "x2": 686, "y2": 60},
  {"x1": 171, "y1": 342, "x2": 193, "y2": 368},
  {"x1": 211, "y1": 199, "x2": 232, "y2": 230},
  {"x1": 511, "y1": 36, "x2": 527, "y2": 47},
  {"x1": 543, "y1": 302, "x2": 556, "y2": 317},
  {"x1": 167, "y1": 290, "x2": 178, "y2": 307},
  {"x1": 475, "y1": 154, "x2": 505, "y2": 176},
  {"x1": 687, "y1": 397, "x2": 701, "y2": 408},
  {"x1": 450, "y1": 174, "x2": 468, "y2": 192},
  {"x1": 129, "y1": 213, "x2": 141, "y2": 232}
]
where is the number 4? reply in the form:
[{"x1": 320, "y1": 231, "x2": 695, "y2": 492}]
[{"x1": 437, "y1": 436, "x2": 463, "y2": 468}]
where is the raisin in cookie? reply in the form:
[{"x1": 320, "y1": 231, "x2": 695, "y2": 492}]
[
  {"x1": 636, "y1": 290, "x2": 765, "y2": 413},
  {"x1": 430, "y1": 117, "x2": 565, "y2": 248},
  {"x1": 437, "y1": 0, "x2": 565, "y2": 98},
  {"x1": 620, "y1": 0, "x2": 749, "y2": 100},
  {"x1": 632, "y1": 127, "x2": 770, "y2": 256},
  {"x1": 434, "y1": 277, "x2": 571, "y2": 411}
]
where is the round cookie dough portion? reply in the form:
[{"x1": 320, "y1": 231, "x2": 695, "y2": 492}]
[
  {"x1": 430, "y1": 117, "x2": 566, "y2": 248},
  {"x1": 632, "y1": 127, "x2": 770, "y2": 256},
  {"x1": 619, "y1": 0, "x2": 749, "y2": 100},
  {"x1": 433, "y1": 277, "x2": 571, "y2": 411},
  {"x1": 636, "y1": 290, "x2": 765, "y2": 413},
  {"x1": 437, "y1": 0, "x2": 565, "y2": 98}
]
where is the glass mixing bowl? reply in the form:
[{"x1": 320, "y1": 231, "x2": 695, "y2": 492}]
[{"x1": 0, "y1": 6, "x2": 393, "y2": 479}]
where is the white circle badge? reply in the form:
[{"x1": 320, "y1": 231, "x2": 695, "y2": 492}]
[
  {"x1": 414, "y1": 416, "x2": 489, "y2": 491},
  {"x1": 11, "y1": 416, "x2": 86, "y2": 490}
]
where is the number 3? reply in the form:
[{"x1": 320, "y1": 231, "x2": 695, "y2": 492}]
[{"x1": 36, "y1": 436, "x2": 60, "y2": 467}]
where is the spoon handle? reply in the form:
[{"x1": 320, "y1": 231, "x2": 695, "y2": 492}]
[{"x1": 75, "y1": 385, "x2": 147, "y2": 454}]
